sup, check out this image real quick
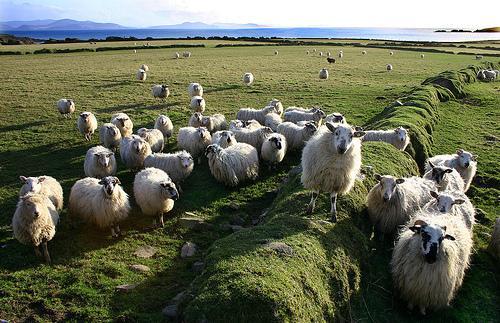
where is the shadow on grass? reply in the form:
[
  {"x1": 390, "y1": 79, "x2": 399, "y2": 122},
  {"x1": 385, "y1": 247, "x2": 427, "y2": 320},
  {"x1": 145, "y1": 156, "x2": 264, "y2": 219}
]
[
  {"x1": 0, "y1": 120, "x2": 47, "y2": 134},
  {"x1": 204, "y1": 84, "x2": 241, "y2": 94},
  {"x1": 93, "y1": 80, "x2": 134, "y2": 89}
]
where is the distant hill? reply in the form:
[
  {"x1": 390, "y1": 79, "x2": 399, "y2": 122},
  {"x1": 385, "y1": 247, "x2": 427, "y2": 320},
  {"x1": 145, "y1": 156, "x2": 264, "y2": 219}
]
[
  {"x1": 1, "y1": 19, "x2": 129, "y2": 30},
  {"x1": 148, "y1": 21, "x2": 267, "y2": 29},
  {"x1": 475, "y1": 27, "x2": 500, "y2": 32}
]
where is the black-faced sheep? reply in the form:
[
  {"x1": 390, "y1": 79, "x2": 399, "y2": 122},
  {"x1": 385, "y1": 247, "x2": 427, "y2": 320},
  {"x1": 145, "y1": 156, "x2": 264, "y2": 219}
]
[
  {"x1": 423, "y1": 162, "x2": 465, "y2": 192},
  {"x1": 319, "y1": 68, "x2": 329, "y2": 79},
  {"x1": 190, "y1": 96, "x2": 206, "y2": 113},
  {"x1": 152, "y1": 84, "x2": 170, "y2": 99},
  {"x1": 243, "y1": 73, "x2": 254, "y2": 86},
  {"x1": 261, "y1": 133, "x2": 287, "y2": 167},
  {"x1": 425, "y1": 149, "x2": 477, "y2": 192}
]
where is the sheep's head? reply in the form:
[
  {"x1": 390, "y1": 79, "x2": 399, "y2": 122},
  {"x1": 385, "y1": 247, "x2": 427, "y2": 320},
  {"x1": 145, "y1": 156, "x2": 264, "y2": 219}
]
[
  {"x1": 394, "y1": 127, "x2": 408, "y2": 143},
  {"x1": 192, "y1": 96, "x2": 204, "y2": 107},
  {"x1": 160, "y1": 181, "x2": 178, "y2": 200},
  {"x1": 161, "y1": 84, "x2": 169, "y2": 90},
  {"x1": 268, "y1": 135, "x2": 283, "y2": 150},
  {"x1": 20, "y1": 176, "x2": 45, "y2": 194},
  {"x1": 117, "y1": 117, "x2": 128, "y2": 127},
  {"x1": 80, "y1": 112, "x2": 91, "y2": 121},
  {"x1": 304, "y1": 122, "x2": 318, "y2": 136},
  {"x1": 197, "y1": 127, "x2": 210, "y2": 141},
  {"x1": 132, "y1": 136, "x2": 147, "y2": 154},
  {"x1": 230, "y1": 120, "x2": 244, "y2": 130},
  {"x1": 137, "y1": 128, "x2": 148, "y2": 138},
  {"x1": 244, "y1": 120, "x2": 260, "y2": 128},
  {"x1": 409, "y1": 219, "x2": 455, "y2": 264},
  {"x1": 108, "y1": 125, "x2": 119, "y2": 138},
  {"x1": 158, "y1": 115, "x2": 169, "y2": 125},
  {"x1": 427, "y1": 162, "x2": 453, "y2": 185},
  {"x1": 177, "y1": 151, "x2": 194, "y2": 169},
  {"x1": 325, "y1": 123, "x2": 365, "y2": 154},
  {"x1": 99, "y1": 176, "x2": 120, "y2": 197},
  {"x1": 19, "y1": 194, "x2": 47, "y2": 219},
  {"x1": 260, "y1": 127, "x2": 274, "y2": 137},
  {"x1": 429, "y1": 191, "x2": 465, "y2": 213},
  {"x1": 205, "y1": 144, "x2": 222, "y2": 158},
  {"x1": 456, "y1": 149, "x2": 476, "y2": 168},
  {"x1": 329, "y1": 113, "x2": 345, "y2": 124},
  {"x1": 67, "y1": 99, "x2": 74, "y2": 107},
  {"x1": 374, "y1": 174, "x2": 404, "y2": 202},
  {"x1": 314, "y1": 109, "x2": 326, "y2": 119},
  {"x1": 95, "y1": 151, "x2": 114, "y2": 168},
  {"x1": 219, "y1": 131, "x2": 236, "y2": 145}
]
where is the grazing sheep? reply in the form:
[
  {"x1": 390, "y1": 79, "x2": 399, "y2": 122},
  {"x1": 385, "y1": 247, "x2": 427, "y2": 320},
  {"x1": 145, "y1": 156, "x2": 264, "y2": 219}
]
[
  {"x1": 205, "y1": 143, "x2": 259, "y2": 187},
  {"x1": 421, "y1": 54, "x2": 425, "y2": 58},
  {"x1": 391, "y1": 216, "x2": 472, "y2": 315},
  {"x1": 319, "y1": 68, "x2": 329, "y2": 79},
  {"x1": 190, "y1": 96, "x2": 206, "y2": 113},
  {"x1": 325, "y1": 112, "x2": 346, "y2": 124},
  {"x1": 144, "y1": 150, "x2": 194, "y2": 189},
  {"x1": 19, "y1": 175, "x2": 63, "y2": 212},
  {"x1": 389, "y1": 51, "x2": 394, "y2": 56},
  {"x1": 277, "y1": 121, "x2": 317, "y2": 151},
  {"x1": 475, "y1": 55, "x2": 483, "y2": 60},
  {"x1": 119, "y1": 135, "x2": 152, "y2": 170},
  {"x1": 110, "y1": 113, "x2": 133, "y2": 137},
  {"x1": 488, "y1": 218, "x2": 500, "y2": 259},
  {"x1": 387, "y1": 64, "x2": 393, "y2": 71},
  {"x1": 284, "y1": 107, "x2": 326, "y2": 125},
  {"x1": 183, "y1": 51, "x2": 192, "y2": 58},
  {"x1": 211, "y1": 130, "x2": 237, "y2": 148},
  {"x1": 268, "y1": 98, "x2": 284, "y2": 116},
  {"x1": 177, "y1": 127, "x2": 212, "y2": 164},
  {"x1": 133, "y1": 49, "x2": 137, "y2": 54},
  {"x1": 154, "y1": 114, "x2": 174, "y2": 141},
  {"x1": 12, "y1": 193, "x2": 59, "y2": 263},
  {"x1": 423, "y1": 162, "x2": 465, "y2": 192},
  {"x1": 188, "y1": 83, "x2": 203, "y2": 97},
  {"x1": 301, "y1": 123, "x2": 365, "y2": 222},
  {"x1": 264, "y1": 112, "x2": 282, "y2": 131},
  {"x1": 152, "y1": 84, "x2": 170, "y2": 99},
  {"x1": 137, "y1": 128, "x2": 164, "y2": 153},
  {"x1": 140, "y1": 64, "x2": 149, "y2": 72},
  {"x1": 362, "y1": 126, "x2": 410, "y2": 151},
  {"x1": 201, "y1": 113, "x2": 227, "y2": 133},
  {"x1": 338, "y1": 52, "x2": 343, "y2": 58},
  {"x1": 236, "y1": 105, "x2": 276, "y2": 124},
  {"x1": 174, "y1": 52, "x2": 180, "y2": 59},
  {"x1": 274, "y1": 50, "x2": 279, "y2": 55},
  {"x1": 57, "y1": 99, "x2": 75, "y2": 118},
  {"x1": 99, "y1": 123, "x2": 122, "y2": 151},
  {"x1": 362, "y1": 50, "x2": 367, "y2": 55},
  {"x1": 232, "y1": 126, "x2": 274, "y2": 153},
  {"x1": 424, "y1": 191, "x2": 475, "y2": 230},
  {"x1": 69, "y1": 176, "x2": 129, "y2": 237},
  {"x1": 243, "y1": 72, "x2": 254, "y2": 86},
  {"x1": 133, "y1": 167, "x2": 179, "y2": 227},
  {"x1": 261, "y1": 133, "x2": 287, "y2": 166},
  {"x1": 136, "y1": 69, "x2": 147, "y2": 81},
  {"x1": 327, "y1": 57, "x2": 336, "y2": 64},
  {"x1": 188, "y1": 112, "x2": 203, "y2": 128},
  {"x1": 366, "y1": 174, "x2": 435, "y2": 234},
  {"x1": 425, "y1": 149, "x2": 477, "y2": 192},
  {"x1": 77, "y1": 112, "x2": 98, "y2": 141},
  {"x1": 84, "y1": 146, "x2": 117, "y2": 178}
]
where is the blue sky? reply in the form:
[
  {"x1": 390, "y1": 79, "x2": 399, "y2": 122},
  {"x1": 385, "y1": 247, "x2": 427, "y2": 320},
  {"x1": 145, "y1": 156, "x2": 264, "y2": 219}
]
[{"x1": 1, "y1": 0, "x2": 499, "y2": 28}]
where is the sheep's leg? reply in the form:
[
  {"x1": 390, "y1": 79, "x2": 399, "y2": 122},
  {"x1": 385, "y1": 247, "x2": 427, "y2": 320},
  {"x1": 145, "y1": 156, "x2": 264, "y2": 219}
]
[
  {"x1": 330, "y1": 193, "x2": 338, "y2": 223},
  {"x1": 34, "y1": 245, "x2": 42, "y2": 258},
  {"x1": 41, "y1": 241, "x2": 51, "y2": 264},
  {"x1": 177, "y1": 183, "x2": 183, "y2": 195},
  {"x1": 159, "y1": 213, "x2": 165, "y2": 227},
  {"x1": 306, "y1": 190, "x2": 319, "y2": 215}
]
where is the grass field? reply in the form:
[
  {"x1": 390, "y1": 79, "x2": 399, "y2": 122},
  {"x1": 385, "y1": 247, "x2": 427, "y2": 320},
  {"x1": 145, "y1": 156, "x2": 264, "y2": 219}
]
[{"x1": 0, "y1": 42, "x2": 498, "y2": 321}]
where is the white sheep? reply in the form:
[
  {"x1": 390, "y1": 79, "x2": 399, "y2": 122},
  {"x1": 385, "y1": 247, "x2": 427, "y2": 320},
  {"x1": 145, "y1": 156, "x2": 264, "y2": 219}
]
[
  {"x1": 424, "y1": 190, "x2": 475, "y2": 230},
  {"x1": 366, "y1": 174, "x2": 435, "y2": 234},
  {"x1": 211, "y1": 130, "x2": 237, "y2": 148},
  {"x1": 264, "y1": 112, "x2": 282, "y2": 131},
  {"x1": 12, "y1": 193, "x2": 59, "y2": 263},
  {"x1": 261, "y1": 133, "x2": 287, "y2": 167},
  {"x1": 488, "y1": 218, "x2": 500, "y2": 259},
  {"x1": 183, "y1": 51, "x2": 191, "y2": 58},
  {"x1": 283, "y1": 107, "x2": 326, "y2": 125},
  {"x1": 110, "y1": 113, "x2": 133, "y2": 137},
  {"x1": 190, "y1": 96, "x2": 206, "y2": 113},
  {"x1": 319, "y1": 68, "x2": 329, "y2": 80},
  {"x1": 133, "y1": 167, "x2": 179, "y2": 227},
  {"x1": 421, "y1": 54, "x2": 425, "y2": 59},
  {"x1": 243, "y1": 72, "x2": 254, "y2": 86},
  {"x1": 244, "y1": 119, "x2": 263, "y2": 130},
  {"x1": 144, "y1": 150, "x2": 194, "y2": 190},
  {"x1": 277, "y1": 121, "x2": 317, "y2": 151},
  {"x1": 77, "y1": 112, "x2": 98, "y2": 141},
  {"x1": 338, "y1": 52, "x2": 343, "y2": 58},
  {"x1": 301, "y1": 123, "x2": 365, "y2": 222},
  {"x1": 423, "y1": 162, "x2": 465, "y2": 192},
  {"x1": 188, "y1": 112, "x2": 203, "y2": 128},
  {"x1": 387, "y1": 64, "x2": 393, "y2": 71},
  {"x1": 268, "y1": 99, "x2": 284, "y2": 116},
  {"x1": 232, "y1": 126, "x2": 274, "y2": 153},
  {"x1": 327, "y1": 52, "x2": 331, "y2": 57},
  {"x1": 177, "y1": 126, "x2": 212, "y2": 164},
  {"x1": 140, "y1": 64, "x2": 149, "y2": 72},
  {"x1": 229, "y1": 120, "x2": 245, "y2": 131},
  {"x1": 362, "y1": 50, "x2": 367, "y2": 55},
  {"x1": 188, "y1": 83, "x2": 203, "y2": 97},
  {"x1": 201, "y1": 113, "x2": 227, "y2": 133},
  {"x1": 99, "y1": 123, "x2": 122, "y2": 151},
  {"x1": 306, "y1": 50, "x2": 310, "y2": 55},
  {"x1": 325, "y1": 112, "x2": 346, "y2": 124},
  {"x1": 154, "y1": 114, "x2": 173, "y2": 141},
  {"x1": 236, "y1": 105, "x2": 277, "y2": 124},
  {"x1": 391, "y1": 215, "x2": 472, "y2": 315},
  {"x1": 19, "y1": 175, "x2": 63, "y2": 211},
  {"x1": 319, "y1": 51, "x2": 323, "y2": 57},
  {"x1": 119, "y1": 135, "x2": 152, "y2": 170},
  {"x1": 362, "y1": 126, "x2": 410, "y2": 151},
  {"x1": 284, "y1": 107, "x2": 316, "y2": 113},
  {"x1": 84, "y1": 146, "x2": 117, "y2": 178},
  {"x1": 274, "y1": 50, "x2": 279, "y2": 55},
  {"x1": 389, "y1": 51, "x2": 394, "y2": 56},
  {"x1": 69, "y1": 176, "x2": 130, "y2": 237},
  {"x1": 152, "y1": 84, "x2": 170, "y2": 99},
  {"x1": 174, "y1": 52, "x2": 180, "y2": 59},
  {"x1": 137, "y1": 128, "x2": 164, "y2": 153},
  {"x1": 57, "y1": 99, "x2": 75, "y2": 118},
  {"x1": 205, "y1": 143, "x2": 259, "y2": 187},
  {"x1": 136, "y1": 69, "x2": 147, "y2": 81},
  {"x1": 426, "y1": 149, "x2": 477, "y2": 191},
  {"x1": 483, "y1": 70, "x2": 497, "y2": 81}
]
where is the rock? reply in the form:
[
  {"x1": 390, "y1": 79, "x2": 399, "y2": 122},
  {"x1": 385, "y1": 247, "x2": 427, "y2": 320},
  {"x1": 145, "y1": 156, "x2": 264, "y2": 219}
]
[
  {"x1": 129, "y1": 264, "x2": 150, "y2": 273},
  {"x1": 162, "y1": 304, "x2": 177, "y2": 318},
  {"x1": 133, "y1": 245, "x2": 156, "y2": 258},
  {"x1": 192, "y1": 261, "x2": 205, "y2": 273},
  {"x1": 229, "y1": 214, "x2": 245, "y2": 226},
  {"x1": 179, "y1": 217, "x2": 213, "y2": 231},
  {"x1": 116, "y1": 284, "x2": 137, "y2": 292},
  {"x1": 266, "y1": 242, "x2": 294, "y2": 256},
  {"x1": 181, "y1": 242, "x2": 197, "y2": 258}
]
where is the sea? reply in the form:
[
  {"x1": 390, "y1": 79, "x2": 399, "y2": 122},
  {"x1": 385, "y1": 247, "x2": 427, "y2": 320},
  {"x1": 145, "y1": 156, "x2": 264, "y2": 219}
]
[{"x1": 4, "y1": 27, "x2": 500, "y2": 42}]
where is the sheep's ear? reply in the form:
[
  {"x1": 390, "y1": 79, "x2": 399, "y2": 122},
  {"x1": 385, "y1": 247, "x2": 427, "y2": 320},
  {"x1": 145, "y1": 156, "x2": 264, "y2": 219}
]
[
  {"x1": 98, "y1": 178, "x2": 106, "y2": 185},
  {"x1": 444, "y1": 234, "x2": 455, "y2": 241},
  {"x1": 409, "y1": 225, "x2": 423, "y2": 233},
  {"x1": 444, "y1": 168, "x2": 453, "y2": 173},
  {"x1": 325, "y1": 122, "x2": 337, "y2": 133},
  {"x1": 374, "y1": 174, "x2": 382, "y2": 181},
  {"x1": 38, "y1": 176, "x2": 46, "y2": 183},
  {"x1": 396, "y1": 178, "x2": 405, "y2": 184},
  {"x1": 454, "y1": 199, "x2": 465, "y2": 205},
  {"x1": 19, "y1": 176, "x2": 27, "y2": 182},
  {"x1": 113, "y1": 177, "x2": 121, "y2": 185},
  {"x1": 414, "y1": 219, "x2": 428, "y2": 227},
  {"x1": 428, "y1": 161, "x2": 435, "y2": 168},
  {"x1": 430, "y1": 191, "x2": 439, "y2": 199},
  {"x1": 456, "y1": 149, "x2": 464, "y2": 155},
  {"x1": 353, "y1": 131, "x2": 365, "y2": 138}
]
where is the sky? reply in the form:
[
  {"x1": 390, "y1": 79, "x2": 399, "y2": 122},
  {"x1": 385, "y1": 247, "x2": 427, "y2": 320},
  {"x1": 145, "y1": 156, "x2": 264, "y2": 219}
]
[{"x1": 1, "y1": 0, "x2": 499, "y2": 28}]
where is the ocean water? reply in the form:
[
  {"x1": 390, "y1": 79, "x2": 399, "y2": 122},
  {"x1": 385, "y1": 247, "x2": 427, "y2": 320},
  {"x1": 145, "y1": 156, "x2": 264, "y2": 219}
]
[{"x1": 4, "y1": 27, "x2": 500, "y2": 42}]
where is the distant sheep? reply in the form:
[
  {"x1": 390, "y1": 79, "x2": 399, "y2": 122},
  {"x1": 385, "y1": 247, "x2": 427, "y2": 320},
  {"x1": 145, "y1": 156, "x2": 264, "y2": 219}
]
[
  {"x1": 327, "y1": 52, "x2": 331, "y2": 57},
  {"x1": 188, "y1": 83, "x2": 203, "y2": 97},
  {"x1": 327, "y1": 57, "x2": 336, "y2": 64},
  {"x1": 277, "y1": 121, "x2": 317, "y2": 151},
  {"x1": 261, "y1": 133, "x2": 287, "y2": 167},
  {"x1": 236, "y1": 105, "x2": 277, "y2": 124},
  {"x1": 243, "y1": 72, "x2": 254, "y2": 86},
  {"x1": 111, "y1": 113, "x2": 133, "y2": 137},
  {"x1": 421, "y1": 54, "x2": 425, "y2": 58},
  {"x1": 232, "y1": 126, "x2": 274, "y2": 153},
  {"x1": 177, "y1": 126, "x2": 212, "y2": 164},
  {"x1": 362, "y1": 126, "x2": 410, "y2": 151},
  {"x1": 190, "y1": 96, "x2": 206, "y2": 113},
  {"x1": 99, "y1": 123, "x2": 122, "y2": 151},
  {"x1": 154, "y1": 115, "x2": 174, "y2": 141},
  {"x1": 488, "y1": 218, "x2": 500, "y2": 259},
  {"x1": 84, "y1": 146, "x2": 117, "y2": 178},
  {"x1": 152, "y1": 84, "x2": 170, "y2": 99},
  {"x1": 319, "y1": 51, "x2": 323, "y2": 57},
  {"x1": 264, "y1": 113, "x2": 282, "y2": 131},
  {"x1": 482, "y1": 70, "x2": 497, "y2": 81},
  {"x1": 362, "y1": 50, "x2": 367, "y2": 55},
  {"x1": 325, "y1": 112, "x2": 346, "y2": 124},
  {"x1": 77, "y1": 112, "x2": 98, "y2": 141},
  {"x1": 200, "y1": 113, "x2": 227, "y2": 133},
  {"x1": 19, "y1": 175, "x2": 63, "y2": 211},
  {"x1": 425, "y1": 149, "x2": 477, "y2": 192},
  {"x1": 137, "y1": 128, "x2": 164, "y2": 153},
  {"x1": 338, "y1": 52, "x2": 343, "y2": 58},
  {"x1": 423, "y1": 162, "x2": 465, "y2": 192},
  {"x1": 136, "y1": 69, "x2": 147, "y2": 81},
  {"x1": 119, "y1": 135, "x2": 152, "y2": 170},
  {"x1": 389, "y1": 51, "x2": 394, "y2": 56},
  {"x1": 144, "y1": 150, "x2": 194, "y2": 189},
  {"x1": 174, "y1": 52, "x2": 180, "y2": 59},
  {"x1": 387, "y1": 64, "x2": 393, "y2": 71},
  {"x1": 284, "y1": 107, "x2": 326, "y2": 125},
  {"x1": 274, "y1": 50, "x2": 279, "y2": 55},
  {"x1": 211, "y1": 130, "x2": 237, "y2": 148},
  {"x1": 319, "y1": 68, "x2": 329, "y2": 79},
  {"x1": 140, "y1": 64, "x2": 149, "y2": 72},
  {"x1": 424, "y1": 190, "x2": 475, "y2": 230},
  {"x1": 183, "y1": 51, "x2": 192, "y2": 58},
  {"x1": 57, "y1": 99, "x2": 75, "y2": 118}
]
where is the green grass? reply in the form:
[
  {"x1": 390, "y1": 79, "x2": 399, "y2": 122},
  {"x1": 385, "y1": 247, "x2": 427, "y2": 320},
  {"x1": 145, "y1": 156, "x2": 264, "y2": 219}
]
[{"x1": 0, "y1": 43, "x2": 498, "y2": 321}]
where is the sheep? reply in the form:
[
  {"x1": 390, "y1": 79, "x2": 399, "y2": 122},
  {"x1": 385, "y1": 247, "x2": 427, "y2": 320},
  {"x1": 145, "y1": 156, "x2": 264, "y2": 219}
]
[
  {"x1": 389, "y1": 51, "x2": 394, "y2": 56},
  {"x1": 200, "y1": 113, "x2": 227, "y2": 133},
  {"x1": 144, "y1": 150, "x2": 194, "y2": 191},
  {"x1": 261, "y1": 133, "x2": 287, "y2": 167},
  {"x1": 274, "y1": 50, "x2": 279, "y2": 55},
  {"x1": 268, "y1": 98, "x2": 284, "y2": 116},
  {"x1": 119, "y1": 135, "x2": 152, "y2": 170},
  {"x1": 137, "y1": 128, "x2": 164, "y2": 153},
  {"x1": 133, "y1": 49, "x2": 137, "y2": 54},
  {"x1": 188, "y1": 83, "x2": 203, "y2": 97},
  {"x1": 387, "y1": 64, "x2": 393, "y2": 71},
  {"x1": 264, "y1": 112, "x2": 282, "y2": 131},
  {"x1": 177, "y1": 126, "x2": 212, "y2": 164},
  {"x1": 325, "y1": 112, "x2": 346, "y2": 124},
  {"x1": 477, "y1": 70, "x2": 486, "y2": 80},
  {"x1": 327, "y1": 57, "x2": 336, "y2": 64},
  {"x1": 84, "y1": 146, "x2": 117, "y2": 178},
  {"x1": 236, "y1": 105, "x2": 277, "y2": 124},
  {"x1": 327, "y1": 52, "x2": 331, "y2": 57},
  {"x1": 338, "y1": 52, "x2": 343, "y2": 58},
  {"x1": 190, "y1": 96, "x2": 206, "y2": 113},
  {"x1": 188, "y1": 112, "x2": 203, "y2": 128},
  {"x1": 421, "y1": 54, "x2": 425, "y2": 59},
  {"x1": 319, "y1": 68, "x2": 329, "y2": 79},
  {"x1": 424, "y1": 190, "x2": 475, "y2": 230},
  {"x1": 232, "y1": 126, "x2": 274, "y2": 153},
  {"x1": 211, "y1": 130, "x2": 237, "y2": 148},
  {"x1": 283, "y1": 107, "x2": 326, "y2": 125},
  {"x1": 154, "y1": 114, "x2": 173, "y2": 141},
  {"x1": 140, "y1": 64, "x2": 149, "y2": 72},
  {"x1": 244, "y1": 119, "x2": 263, "y2": 130},
  {"x1": 366, "y1": 174, "x2": 436, "y2": 235},
  {"x1": 425, "y1": 149, "x2": 477, "y2": 192},
  {"x1": 111, "y1": 113, "x2": 133, "y2": 137},
  {"x1": 99, "y1": 123, "x2": 122, "y2": 151},
  {"x1": 19, "y1": 175, "x2": 63, "y2": 212},
  {"x1": 68, "y1": 176, "x2": 129, "y2": 237},
  {"x1": 362, "y1": 50, "x2": 367, "y2": 55},
  {"x1": 284, "y1": 107, "x2": 316, "y2": 113},
  {"x1": 488, "y1": 218, "x2": 500, "y2": 259},
  {"x1": 174, "y1": 52, "x2": 180, "y2": 59},
  {"x1": 391, "y1": 215, "x2": 472, "y2": 315},
  {"x1": 136, "y1": 69, "x2": 147, "y2": 81},
  {"x1": 362, "y1": 126, "x2": 410, "y2": 151},
  {"x1": 183, "y1": 51, "x2": 192, "y2": 58},
  {"x1": 57, "y1": 99, "x2": 75, "y2": 118},
  {"x1": 301, "y1": 123, "x2": 365, "y2": 222},
  {"x1": 306, "y1": 50, "x2": 310, "y2": 55},
  {"x1": 12, "y1": 193, "x2": 59, "y2": 263},
  {"x1": 277, "y1": 121, "x2": 317, "y2": 151},
  {"x1": 77, "y1": 112, "x2": 98, "y2": 141},
  {"x1": 475, "y1": 55, "x2": 483, "y2": 60},
  {"x1": 313, "y1": 48, "x2": 317, "y2": 52},
  {"x1": 243, "y1": 72, "x2": 254, "y2": 86},
  {"x1": 423, "y1": 161, "x2": 465, "y2": 192},
  {"x1": 205, "y1": 143, "x2": 259, "y2": 187},
  {"x1": 152, "y1": 84, "x2": 170, "y2": 99},
  {"x1": 319, "y1": 51, "x2": 323, "y2": 57},
  {"x1": 229, "y1": 120, "x2": 245, "y2": 131},
  {"x1": 482, "y1": 70, "x2": 497, "y2": 81},
  {"x1": 133, "y1": 167, "x2": 179, "y2": 227}
]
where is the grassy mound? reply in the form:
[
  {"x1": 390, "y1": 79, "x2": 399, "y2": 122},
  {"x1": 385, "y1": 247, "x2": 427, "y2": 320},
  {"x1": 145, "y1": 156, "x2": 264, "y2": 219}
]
[{"x1": 180, "y1": 144, "x2": 419, "y2": 322}]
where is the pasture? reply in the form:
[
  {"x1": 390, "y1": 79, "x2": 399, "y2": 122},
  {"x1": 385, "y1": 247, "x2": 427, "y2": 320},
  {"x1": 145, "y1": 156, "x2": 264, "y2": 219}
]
[{"x1": 0, "y1": 42, "x2": 498, "y2": 322}]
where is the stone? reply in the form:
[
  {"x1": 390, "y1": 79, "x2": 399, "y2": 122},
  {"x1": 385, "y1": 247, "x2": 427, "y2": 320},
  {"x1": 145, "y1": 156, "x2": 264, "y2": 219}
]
[
  {"x1": 192, "y1": 261, "x2": 205, "y2": 273},
  {"x1": 129, "y1": 264, "x2": 150, "y2": 273},
  {"x1": 266, "y1": 242, "x2": 294, "y2": 256},
  {"x1": 181, "y1": 242, "x2": 197, "y2": 258},
  {"x1": 179, "y1": 217, "x2": 205, "y2": 229},
  {"x1": 133, "y1": 245, "x2": 156, "y2": 258},
  {"x1": 116, "y1": 284, "x2": 137, "y2": 292}
]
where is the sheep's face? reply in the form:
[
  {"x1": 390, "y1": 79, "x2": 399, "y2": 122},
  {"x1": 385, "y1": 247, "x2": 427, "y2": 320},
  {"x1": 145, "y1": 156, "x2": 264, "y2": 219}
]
[
  {"x1": 374, "y1": 174, "x2": 404, "y2": 202},
  {"x1": 429, "y1": 191, "x2": 465, "y2": 213},
  {"x1": 132, "y1": 138, "x2": 146, "y2": 154},
  {"x1": 456, "y1": 149, "x2": 476, "y2": 168},
  {"x1": 117, "y1": 117, "x2": 127, "y2": 127},
  {"x1": 197, "y1": 127, "x2": 210, "y2": 141},
  {"x1": 178, "y1": 153, "x2": 194, "y2": 169},
  {"x1": 99, "y1": 176, "x2": 120, "y2": 197},
  {"x1": 20, "y1": 195, "x2": 45, "y2": 219},
  {"x1": 269, "y1": 135, "x2": 283, "y2": 150},
  {"x1": 325, "y1": 123, "x2": 365, "y2": 154},
  {"x1": 304, "y1": 122, "x2": 318, "y2": 136},
  {"x1": 329, "y1": 113, "x2": 345, "y2": 124},
  {"x1": 315, "y1": 109, "x2": 326, "y2": 119},
  {"x1": 160, "y1": 182, "x2": 178, "y2": 200},
  {"x1": 137, "y1": 128, "x2": 148, "y2": 137},
  {"x1": 20, "y1": 176, "x2": 45, "y2": 194},
  {"x1": 219, "y1": 131, "x2": 236, "y2": 145},
  {"x1": 230, "y1": 120, "x2": 244, "y2": 130},
  {"x1": 427, "y1": 162, "x2": 453, "y2": 185},
  {"x1": 192, "y1": 97, "x2": 204, "y2": 107},
  {"x1": 67, "y1": 99, "x2": 74, "y2": 107},
  {"x1": 95, "y1": 152, "x2": 113, "y2": 168},
  {"x1": 158, "y1": 115, "x2": 168, "y2": 125},
  {"x1": 409, "y1": 220, "x2": 455, "y2": 264},
  {"x1": 161, "y1": 84, "x2": 168, "y2": 91},
  {"x1": 80, "y1": 112, "x2": 91, "y2": 121},
  {"x1": 394, "y1": 127, "x2": 408, "y2": 143},
  {"x1": 192, "y1": 112, "x2": 203, "y2": 124},
  {"x1": 205, "y1": 144, "x2": 222, "y2": 158}
]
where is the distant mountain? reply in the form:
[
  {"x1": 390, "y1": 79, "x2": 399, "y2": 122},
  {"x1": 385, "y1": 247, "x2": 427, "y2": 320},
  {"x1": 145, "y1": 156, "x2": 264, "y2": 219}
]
[
  {"x1": 1, "y1": 19, "x2": 129, "y2": 30},
  {"x1": 148, "y1": 21, "x2": 267, "y2": 29}
]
